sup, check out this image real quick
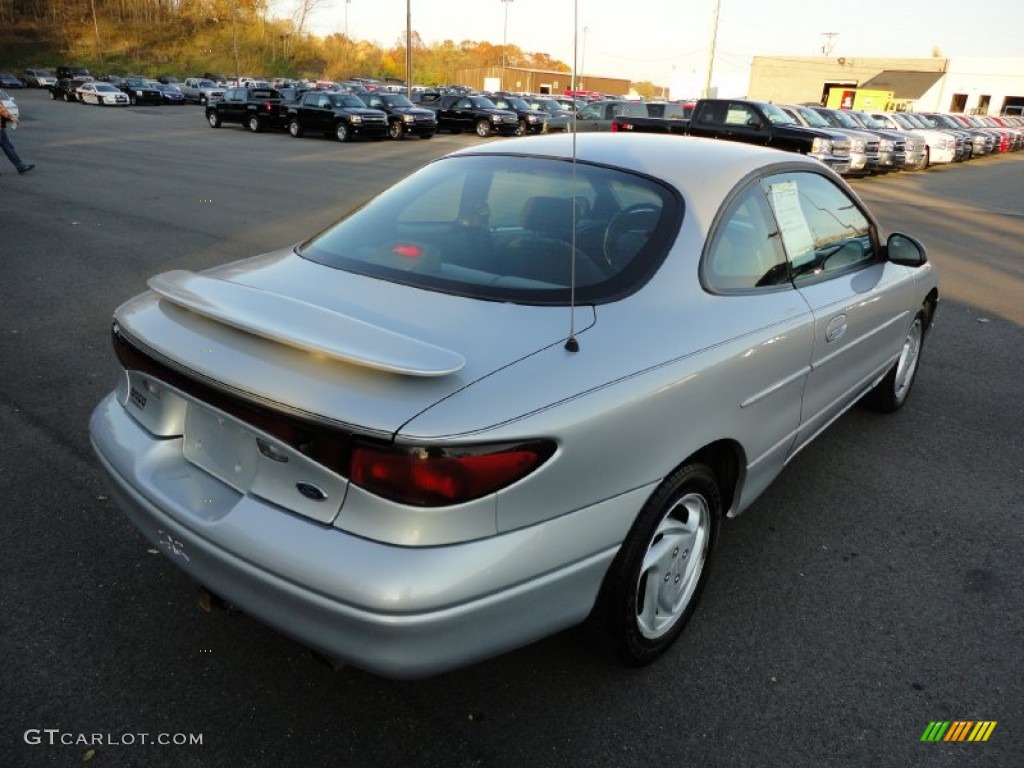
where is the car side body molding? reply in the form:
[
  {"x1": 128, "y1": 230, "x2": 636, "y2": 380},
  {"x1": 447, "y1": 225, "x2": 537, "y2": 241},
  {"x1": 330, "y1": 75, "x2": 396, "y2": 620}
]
[{"x1": 147, "y1": 270, "x2": 466, "y2": 377}]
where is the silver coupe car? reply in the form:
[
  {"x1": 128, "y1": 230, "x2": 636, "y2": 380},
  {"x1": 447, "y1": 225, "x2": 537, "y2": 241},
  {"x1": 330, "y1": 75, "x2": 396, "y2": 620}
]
[{"x1": 90, "y1": 134, "x2": 938, "y2": 678}]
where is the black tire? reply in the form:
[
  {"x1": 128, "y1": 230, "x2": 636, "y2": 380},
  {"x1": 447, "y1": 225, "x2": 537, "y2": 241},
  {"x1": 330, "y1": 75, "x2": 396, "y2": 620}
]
[
  {"x1": 63, "y1": 92, "x2": 71, "y2": 102},
  {"x1": 207, "y1": 111, "x2": 221, "y2": 128},
  {"x1": 514, "y1": 119, "x2": 528, "y2": 137},
  {"x1": 388, "y1": 120, "x2": 404, "y2": 140},
  {"x1": 247, "y1": 114, "x2": 262, "y2": 133},
  {"x1": 599, "y1": 462, "x2": 720, "y2": 666},
  {"x1": 861, "y1": 310, "x2": 927, "y2": 413},
  {"x1": 199, "y1": 95, "x2": 208, "y2": 106},
  {"x1": 334, "y1": 121, "x2": 350, "y2": 142},
  {"x1": 288, "y1": 118, "x2": 303, "y2": 138},
  {"x1": 49, "y1": 90, "x2": 56, "y2": 100},
  {"x1": 129, "y1": 94, "x2": 137, "y2": 106},
  {"x1": 475, "y1": 119, "x2": 492, "y2": 138}
]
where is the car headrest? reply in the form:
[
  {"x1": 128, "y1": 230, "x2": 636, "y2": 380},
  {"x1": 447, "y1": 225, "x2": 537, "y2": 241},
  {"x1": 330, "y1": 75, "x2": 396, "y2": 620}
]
[{"x1": 520, "y1": 196, "x2": 574, "y2": 239}]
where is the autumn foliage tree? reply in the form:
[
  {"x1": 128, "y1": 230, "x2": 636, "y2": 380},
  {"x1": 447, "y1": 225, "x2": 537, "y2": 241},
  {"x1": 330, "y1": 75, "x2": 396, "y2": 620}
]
[{"x1": 0, "y1": 0, "x2": 573, "y2": 86}]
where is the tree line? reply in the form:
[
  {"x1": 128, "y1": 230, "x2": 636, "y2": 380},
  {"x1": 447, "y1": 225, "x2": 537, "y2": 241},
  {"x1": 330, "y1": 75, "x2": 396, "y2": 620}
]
[{"x1": 0, "y1": 0, "x2": 573, "y2": 85}]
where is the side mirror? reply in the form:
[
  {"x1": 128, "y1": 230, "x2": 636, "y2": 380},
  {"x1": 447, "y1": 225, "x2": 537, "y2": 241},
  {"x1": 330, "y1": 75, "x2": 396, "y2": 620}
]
[{"x1": 887, "y1": 233, "x2": 928, "y2": 267}]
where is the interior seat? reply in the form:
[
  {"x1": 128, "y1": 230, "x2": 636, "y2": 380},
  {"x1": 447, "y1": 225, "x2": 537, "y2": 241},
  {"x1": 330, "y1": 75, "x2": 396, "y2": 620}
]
[{"x1": 503, "y1": 196, "x2": 604, "y2": 286}]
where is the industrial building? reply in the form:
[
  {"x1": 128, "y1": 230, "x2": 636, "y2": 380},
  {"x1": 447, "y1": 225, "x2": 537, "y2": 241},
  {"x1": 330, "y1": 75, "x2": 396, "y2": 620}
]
[
  {"x1": 453, "y1": 65, "x2": 630, "y2": 97},
  {"x1": 747, "y1": 56, "x2": 1024, "y2": 115}
]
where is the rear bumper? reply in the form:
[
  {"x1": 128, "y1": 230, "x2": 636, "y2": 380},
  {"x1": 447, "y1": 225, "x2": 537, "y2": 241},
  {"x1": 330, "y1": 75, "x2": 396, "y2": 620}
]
[{"x1": 90, "y1": 393, "x2": 627, "y2": 678}]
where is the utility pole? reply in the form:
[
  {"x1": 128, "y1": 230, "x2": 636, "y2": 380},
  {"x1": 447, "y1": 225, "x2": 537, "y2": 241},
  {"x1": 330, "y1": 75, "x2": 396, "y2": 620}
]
[
  {"x1": 703, "y1": 0, "x2": 720, "y2": 99},
  {"x1": 344, "y1": 0, "x2": 351, "y2": 37},
  {"x1": 821, "y1": 32, "x2": 838, "y2": 56},
  {"x1": 501, "y1": 0, "x2": 514, "y2": 90}
]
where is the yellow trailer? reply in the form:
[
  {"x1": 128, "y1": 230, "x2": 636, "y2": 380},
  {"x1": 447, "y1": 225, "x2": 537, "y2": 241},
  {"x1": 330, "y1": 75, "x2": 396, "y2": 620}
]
[{"x1": 826, "y1": 88, "x2": 896, "y2": 111}]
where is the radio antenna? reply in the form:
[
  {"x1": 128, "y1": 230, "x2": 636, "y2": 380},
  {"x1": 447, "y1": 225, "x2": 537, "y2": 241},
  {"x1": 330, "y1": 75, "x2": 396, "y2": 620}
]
[{"x1": 565, "y1": 0, "x2": 580, "y2": 353}]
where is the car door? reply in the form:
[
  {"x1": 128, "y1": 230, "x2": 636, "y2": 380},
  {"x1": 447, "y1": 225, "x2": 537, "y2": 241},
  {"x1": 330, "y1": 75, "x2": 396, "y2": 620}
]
[
  {"x1": 573, "y1": 102, "x2": 612, "y2": 132},
  {"x1": 700, "y1": 180, "x2": 815, "y2": 505},
  {"x1": 313, "y1": 93, "x2": 335, "y2": 133},
  {"x1": 221, "y1": 88, "x2": 245, "y2": 122},
  {"x1": 452, "y1": 98, "x2": 475, "y2": 131},
  {"x1": 712, "y1": 101, "x2": 771, "y2": 146},
  {"x1": 296, "y1": 92, "x2": 316, "y2": 127},
  {"x1": 760, "y1": 170, "x2": 919, "y2": 452}
]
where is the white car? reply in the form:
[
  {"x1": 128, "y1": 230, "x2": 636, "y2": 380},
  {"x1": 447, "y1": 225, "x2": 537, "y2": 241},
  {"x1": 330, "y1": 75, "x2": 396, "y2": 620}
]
[
  {"x1": 0, "y1": 89, "x2": 19, "y2": 120},
  {"x1": 869, "y1": 111, "x2": 956, "y2": 167},
  {"x1": 77, "y1": 81, "x2": 130, "y2": 106}
]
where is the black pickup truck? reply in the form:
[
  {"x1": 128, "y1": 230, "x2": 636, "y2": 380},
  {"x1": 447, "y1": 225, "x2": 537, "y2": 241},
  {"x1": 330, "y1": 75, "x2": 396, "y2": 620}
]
[
  {"x1": 205, "y1": 86, "x2": 287, "y2": 132},
  {"x1": 285, "y1": 91, "x2": 389, "y2": 142},
  {"x1": 612, "y1": 98, "x2": 852, "y2": 175}
]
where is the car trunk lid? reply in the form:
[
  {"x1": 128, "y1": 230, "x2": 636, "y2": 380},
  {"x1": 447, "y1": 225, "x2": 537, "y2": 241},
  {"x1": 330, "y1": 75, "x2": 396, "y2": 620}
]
[{"x1": 113, "y1": 248, "x2": 594, "y2": 437}]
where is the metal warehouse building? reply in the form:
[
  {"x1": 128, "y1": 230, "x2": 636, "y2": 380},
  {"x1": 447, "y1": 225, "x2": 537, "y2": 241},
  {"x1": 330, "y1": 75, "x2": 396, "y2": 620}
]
[
  {"x1": 453, "y1": 65, "x2": 630, "y2": 98},
  {"x1": 748, "y1": 56, "x2": 1024, "y2": 115}
]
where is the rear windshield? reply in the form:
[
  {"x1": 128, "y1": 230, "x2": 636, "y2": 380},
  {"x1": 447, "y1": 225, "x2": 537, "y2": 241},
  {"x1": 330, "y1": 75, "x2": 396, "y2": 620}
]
[{"x1": 299, "y1": 154, "x2": 681, "y2": 305}]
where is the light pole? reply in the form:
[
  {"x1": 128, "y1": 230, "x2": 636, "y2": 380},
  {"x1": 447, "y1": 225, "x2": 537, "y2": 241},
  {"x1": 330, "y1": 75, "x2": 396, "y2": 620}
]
[
  {"x1": 344, "y1": 0, "x2": 350, "y2": 37},
  {"x1": 501, "y1": 0, "x2": 514, "y2": 90},
  {"x1": 579, "y1": 26, "x2": 588, "y2": 92},
  {"x1": 406, "y1": 0, "x2": 412, "y2": 97}
]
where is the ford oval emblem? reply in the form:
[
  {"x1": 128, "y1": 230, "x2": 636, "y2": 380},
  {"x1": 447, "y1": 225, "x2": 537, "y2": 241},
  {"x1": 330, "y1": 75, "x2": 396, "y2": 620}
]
[{"x1": 296, "y1": 482, "x2": 328, "y2": 502}]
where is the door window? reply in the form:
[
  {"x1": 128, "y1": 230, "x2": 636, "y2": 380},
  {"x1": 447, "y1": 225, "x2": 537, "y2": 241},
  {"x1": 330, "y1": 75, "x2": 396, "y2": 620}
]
[{"x1": 761, "y1": 172, "x2": 875, "y2": 281}]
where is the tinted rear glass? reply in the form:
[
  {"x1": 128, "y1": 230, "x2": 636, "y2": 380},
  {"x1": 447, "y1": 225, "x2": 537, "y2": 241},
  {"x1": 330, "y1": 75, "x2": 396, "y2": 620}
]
[{"x1": 299, "y1": 154, "x2": 681, "y2": 305}]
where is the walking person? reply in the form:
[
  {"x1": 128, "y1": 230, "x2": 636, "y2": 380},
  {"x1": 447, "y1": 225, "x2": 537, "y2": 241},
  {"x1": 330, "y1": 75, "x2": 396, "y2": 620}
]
[{"x1": 0, "y1": 102, "x2": 34, "y2": 175}]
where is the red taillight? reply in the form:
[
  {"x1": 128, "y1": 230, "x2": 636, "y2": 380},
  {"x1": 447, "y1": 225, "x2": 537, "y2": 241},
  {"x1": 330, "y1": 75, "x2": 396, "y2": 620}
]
[
  {"x1": 264, "y1": 101, "x2": 273, "y2": 112},
  {"x1": 350, "y1": 441, "x2": 555, "y2": 506}
]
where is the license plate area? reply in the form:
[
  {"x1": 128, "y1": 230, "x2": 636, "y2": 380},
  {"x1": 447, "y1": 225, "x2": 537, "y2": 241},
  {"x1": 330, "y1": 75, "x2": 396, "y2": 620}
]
[
  {"x1": 182, "y1": 400, "x2": 346, "y2": 524},
  {"x1": 184, "y1": 403, "x2": 258, "y2": 493}
]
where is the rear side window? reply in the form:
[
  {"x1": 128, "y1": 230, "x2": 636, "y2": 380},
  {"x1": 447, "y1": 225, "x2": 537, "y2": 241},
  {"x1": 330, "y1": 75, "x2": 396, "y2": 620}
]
[
  {"x1": 299, "y1": 154, "x2": 682, "y2": 305},
  {"x1": 704, "y1": 186, "x2": 790, "y2": 291}
]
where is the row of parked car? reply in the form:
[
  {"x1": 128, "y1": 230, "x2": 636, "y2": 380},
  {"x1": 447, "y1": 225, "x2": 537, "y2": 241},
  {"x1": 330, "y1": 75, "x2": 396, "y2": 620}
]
[
  {"x1": 26, "y1": 65, "x2": 1024, "y2": 167},
  {"x1": 779, "y1": 103, "x2": 1024, "y2": 174},
  {"x1": 568, "y1": 95, "x2": 1024, "y2": 175},
  {"x1": 47, "y1": 74, "x2": 192, "y2": 106},
  {"x1": 199, "y1": 84, "x2": 596, "y2": 141}
]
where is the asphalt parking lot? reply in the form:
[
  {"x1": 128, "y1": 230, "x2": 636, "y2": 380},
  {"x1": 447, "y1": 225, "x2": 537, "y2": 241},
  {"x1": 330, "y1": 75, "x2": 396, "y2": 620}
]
[{"x1": 2, "y1": 88, "x2": 1022, "y2": 768}]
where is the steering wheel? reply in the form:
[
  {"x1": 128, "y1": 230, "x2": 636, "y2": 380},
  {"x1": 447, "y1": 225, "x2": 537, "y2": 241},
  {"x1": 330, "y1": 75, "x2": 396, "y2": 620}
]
[{"x1": 603, "y1": 203, "x2": 660, "y2": 269}]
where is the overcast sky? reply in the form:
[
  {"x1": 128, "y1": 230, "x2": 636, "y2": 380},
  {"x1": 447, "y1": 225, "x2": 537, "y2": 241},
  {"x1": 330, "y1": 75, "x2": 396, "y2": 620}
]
[{"x1": 295, "y1": 0, "x2": 1024, "y2": 84}]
